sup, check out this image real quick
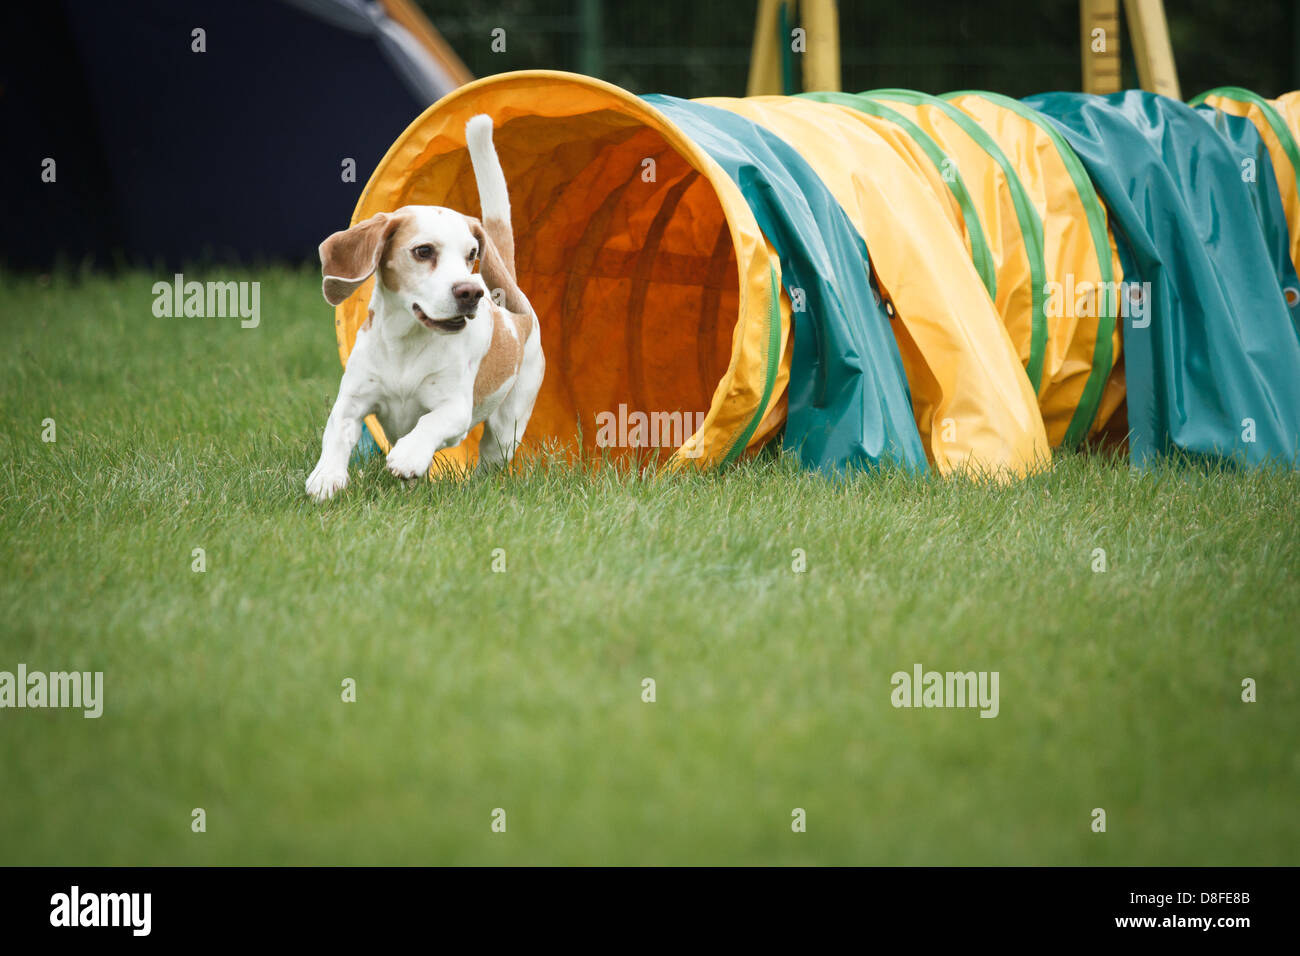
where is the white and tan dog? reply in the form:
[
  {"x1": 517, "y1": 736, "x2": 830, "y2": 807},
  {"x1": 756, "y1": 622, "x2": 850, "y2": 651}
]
[{"x1": 306, "y1": 115, "x2": 543, "y2": 502}]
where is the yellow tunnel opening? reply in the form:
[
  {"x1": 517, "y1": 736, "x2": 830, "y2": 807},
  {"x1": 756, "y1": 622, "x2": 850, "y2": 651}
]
[{"x1": 335, "y1": 71, "x2": 790, "y2": 470}]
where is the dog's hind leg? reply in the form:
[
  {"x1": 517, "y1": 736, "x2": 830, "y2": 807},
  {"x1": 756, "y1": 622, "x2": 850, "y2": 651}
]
[{"x1": 478, "y1": 337, "x2": 545, "y2": 471}]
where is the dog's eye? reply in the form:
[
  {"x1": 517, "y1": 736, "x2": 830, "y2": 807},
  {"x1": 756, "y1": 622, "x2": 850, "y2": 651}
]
[{"x1": 413, "y1": 245, "x2": 434, "y2": 261}]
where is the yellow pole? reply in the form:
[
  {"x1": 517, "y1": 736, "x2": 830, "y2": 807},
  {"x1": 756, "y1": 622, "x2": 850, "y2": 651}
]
[
  {"x1": 1080, "y1": 0, "x2": 1122, "y2": 94},
  {"x1": 747, "y1": 0, "x2": 784, "y2": 96},
  {"x1": 1123, "y1": 0, "x2": 1181, "y2": 98},
  {"x1": 801, "y1": 0, "x2": 841, "y2": 93}
]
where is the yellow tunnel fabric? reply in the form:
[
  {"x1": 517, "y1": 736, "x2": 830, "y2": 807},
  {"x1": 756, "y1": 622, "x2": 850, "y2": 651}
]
[
  {"x1": 853, "y1": 93, "x2": 1040, "y2": 391},
  {"x1": 1272, "y1": 90, "x2": 1300, "y2": 147},
  {"x1": 696, "y1": 95, "x2": 1048, "y2": 473},
  {"x1": 943, "y1": 92, "x2": 1125, "y2": 445}
]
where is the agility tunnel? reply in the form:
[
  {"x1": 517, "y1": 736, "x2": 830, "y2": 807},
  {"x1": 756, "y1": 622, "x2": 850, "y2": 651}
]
[{"x1": 334, "y1": 71, "x2": 1300, "y2": 475}]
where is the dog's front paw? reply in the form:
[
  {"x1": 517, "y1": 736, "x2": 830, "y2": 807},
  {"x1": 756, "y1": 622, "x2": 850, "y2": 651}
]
[
  {"x1": 386, "y1": 437, "x2": 434, "y2": 480},
  {"x1": 306, "y1": 463, "x2": 349, "y2": 502}
]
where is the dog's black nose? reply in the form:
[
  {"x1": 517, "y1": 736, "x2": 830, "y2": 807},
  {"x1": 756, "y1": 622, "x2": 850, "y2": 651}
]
[{"x1": 452, "y1": 282, "x2": 484, "y2": 309}]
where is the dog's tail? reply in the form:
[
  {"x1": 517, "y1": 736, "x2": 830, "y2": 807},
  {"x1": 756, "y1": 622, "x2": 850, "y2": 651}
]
[{"x1": 466, "y1": 114, "x2": 515, "y2": 276}]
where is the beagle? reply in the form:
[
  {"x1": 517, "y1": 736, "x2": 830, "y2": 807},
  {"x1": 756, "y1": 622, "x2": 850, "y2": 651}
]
[{"x1": 306, "y1": 115, "x2": 544, "y2": 501}]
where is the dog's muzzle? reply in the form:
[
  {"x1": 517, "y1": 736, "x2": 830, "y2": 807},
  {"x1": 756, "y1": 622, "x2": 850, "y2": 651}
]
[{"x1": 413, "y1": 303, "x2": 469, "y2": 332}]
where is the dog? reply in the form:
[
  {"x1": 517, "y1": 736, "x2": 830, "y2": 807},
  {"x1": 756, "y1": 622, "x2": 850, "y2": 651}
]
[{"x1": 306, "y1": 115, "x2": 544, "y2": 502}]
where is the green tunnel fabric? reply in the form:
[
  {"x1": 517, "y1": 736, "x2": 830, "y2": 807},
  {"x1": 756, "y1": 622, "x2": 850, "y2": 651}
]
[
  {"x1": 1025, "y1": 90, "x2": 1300, "y2": 466},
  {"x1": 1191, "y1": 104, "x2": 1300, "y2": 331},
  {"x1": 643, "y1": 94, "x2": 929, "y2": 473}
]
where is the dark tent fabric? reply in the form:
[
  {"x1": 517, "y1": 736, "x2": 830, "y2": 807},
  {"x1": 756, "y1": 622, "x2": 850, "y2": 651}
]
[
  {"x1": 1, "y1": 0, "x2": 467, "y2": 269},
  {"x1": 1025, "y1": 90, "x2": 1300, "y2": 467}
]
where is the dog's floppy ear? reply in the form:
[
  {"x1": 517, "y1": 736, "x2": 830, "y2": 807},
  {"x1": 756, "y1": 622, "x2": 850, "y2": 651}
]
[
  {"x1": 466, "y1": 217, "x2": 529, "y2": 314},
  {"x1": 319, "y1": 213, "x2": 400, "y2": 306}
]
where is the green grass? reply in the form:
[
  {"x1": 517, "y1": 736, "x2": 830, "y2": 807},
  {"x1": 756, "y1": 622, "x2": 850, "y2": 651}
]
[{"x1": 1, "y1": 266, "x2": 1297, "y2": 865}]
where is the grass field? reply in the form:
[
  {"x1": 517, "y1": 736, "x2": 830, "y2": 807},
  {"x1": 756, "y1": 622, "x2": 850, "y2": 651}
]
[{"x1": 1, "y1": 266, "x2": 1297, "y2": 865}]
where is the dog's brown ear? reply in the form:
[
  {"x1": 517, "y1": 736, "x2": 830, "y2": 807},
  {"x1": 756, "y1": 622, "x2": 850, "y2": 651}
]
[
  {"x1": 319, "y1": 213, "x2": 399, "y2": 306},
  {"x1": 467, "y1": 217, "x2": 529, "y2": 314}
]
